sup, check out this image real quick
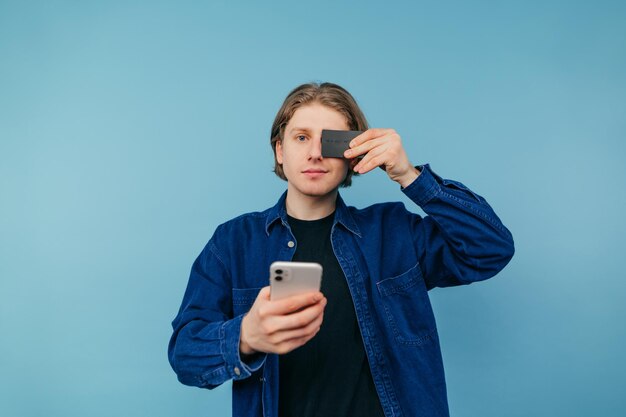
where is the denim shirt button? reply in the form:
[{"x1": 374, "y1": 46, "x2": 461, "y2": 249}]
[
  {"x1": 234, "y1": 366, "x2": 241, "y2": 376},
  {"x1": 287, "y1": 241, "x2": 295, "y2": 248}
]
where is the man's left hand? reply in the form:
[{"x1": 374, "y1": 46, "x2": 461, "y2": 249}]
[{"x1": 343, "y1": 128, "x2": 420, "y2": 188}]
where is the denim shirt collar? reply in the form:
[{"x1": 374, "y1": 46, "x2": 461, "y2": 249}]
[{"x1": 264, "y1": 190, "x2": 362, "y2": 238}]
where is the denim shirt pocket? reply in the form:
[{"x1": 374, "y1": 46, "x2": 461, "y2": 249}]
[
  {"x1": 376, "y1": 263, "x2": 437, "y2": 346},
  {"x1": 232, "y1": 287, "x2": 263, "y2": 316}
]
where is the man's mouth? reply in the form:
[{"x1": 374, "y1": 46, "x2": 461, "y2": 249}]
[{"x1": 303, "y1": 169, "x2": 328, "y2": 178}]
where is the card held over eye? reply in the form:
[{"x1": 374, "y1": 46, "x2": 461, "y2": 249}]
[{"x1": 321, "y1": 129, "x2": 363, "y2": 158}]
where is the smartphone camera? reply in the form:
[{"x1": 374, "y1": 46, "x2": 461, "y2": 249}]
[{"x1": 275, "y1": 269, "x2": 283, "y2": 281}]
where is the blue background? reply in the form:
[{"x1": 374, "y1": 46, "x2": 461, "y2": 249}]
[{"x1": 1, "y1": 1, "x2": 625, "y2": 416}]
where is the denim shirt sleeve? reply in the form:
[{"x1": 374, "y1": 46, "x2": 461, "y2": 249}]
[
  {"x1": 168, "y1": 235, "x2": 266, "y2": 388},
  {"x1": 401, "y1": 164, "x2": 515, "y2": 289}
]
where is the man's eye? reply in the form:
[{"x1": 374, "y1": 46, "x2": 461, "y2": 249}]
[{"x1": 296, "y1": 135, "x2": 307, "y2": 142}]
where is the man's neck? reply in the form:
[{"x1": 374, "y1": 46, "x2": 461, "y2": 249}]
[{"x1": 285, "y1": 187, "x2": 338, "y2": 221}]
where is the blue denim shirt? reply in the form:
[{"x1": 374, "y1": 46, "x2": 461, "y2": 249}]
[{"x1": 168, "y1": 164, "x2": 514, "y2": 417}]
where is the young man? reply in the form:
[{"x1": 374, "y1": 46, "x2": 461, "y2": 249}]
[{"x1": 168, "y1": 82, "x2": 515, "y2": 417}]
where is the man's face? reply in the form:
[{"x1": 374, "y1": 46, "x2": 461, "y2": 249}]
[{"x1": 276, "y1": 103, "x2": 350, "y2": 199}]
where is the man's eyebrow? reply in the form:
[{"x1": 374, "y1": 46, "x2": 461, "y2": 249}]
[{"x1": 288, "y1": 127, "x2": 313, "y2": 135}]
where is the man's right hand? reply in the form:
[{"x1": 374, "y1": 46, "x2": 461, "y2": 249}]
[{"x1": 239, "y1": 286, "x2": 327, "y2": 355}]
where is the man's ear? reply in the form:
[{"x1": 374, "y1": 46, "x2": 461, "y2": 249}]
[{"x1": 276, "y1": 140, "x2": 283, "y2": 164}]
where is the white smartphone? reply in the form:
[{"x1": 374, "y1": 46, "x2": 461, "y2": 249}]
[{"x1": 269, "y1": 261, "x2": 323, "y2": 301}]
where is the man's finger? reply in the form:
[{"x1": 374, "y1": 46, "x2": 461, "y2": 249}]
[
  {"x1": 354, "y1": 145, "x2": 388, "y2": 174},
  {"x1": 350, "y1": 128, "x2": 389, "y2": 147},
  {"x1": 272, "y1": 297, "x2": 326, "y2": 331},
  {"x1": 257, "y1": 286, "x2": 271, "y2": 300},
  {"x1": 271, "y1": 311, "x2": 325, "y2": 344},
  {"x1": 266, "y1": 291, "x2": 324, "y2": 315},
  {"x1": 344, "y1": 136, "x2": 386, "y2": 159}
]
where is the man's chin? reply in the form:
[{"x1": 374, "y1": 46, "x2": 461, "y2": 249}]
[
  {"x1": 291, "y1": 183, "x2": 340, "y2": 198},
  {"x1": 302, "y1": 187, "x2": 338, "y2": 198}
]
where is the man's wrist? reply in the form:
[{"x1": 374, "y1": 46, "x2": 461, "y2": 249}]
[
  {"x1": 239, "y1": 339, "x2": 255, "y2": 356},
  {"x1": 397, "y1": 166, "x2": 421, "y2": 188},
  {"x1": 239, "y1": 317, "x2": 256, "y2": 355}
]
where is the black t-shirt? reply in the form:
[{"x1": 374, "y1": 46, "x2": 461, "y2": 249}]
[{"x1": 278, "y1": 211, "x2": 385, "y2": 417}]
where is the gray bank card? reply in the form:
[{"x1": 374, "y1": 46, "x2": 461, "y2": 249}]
[{"x1": 321, "y1": 129, "x2": 363, "y2": 158}]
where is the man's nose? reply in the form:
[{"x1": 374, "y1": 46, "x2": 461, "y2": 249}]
[{"x1": 308, "y1": 136, "x2": 323, "y2": 160}]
